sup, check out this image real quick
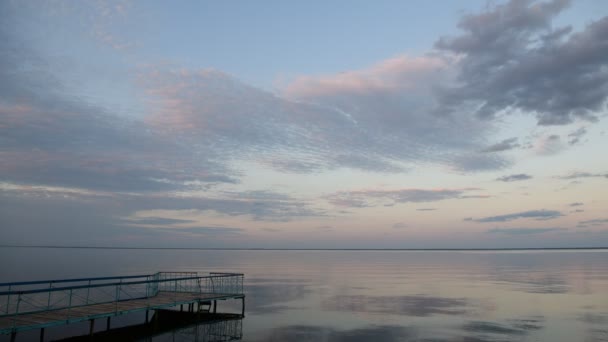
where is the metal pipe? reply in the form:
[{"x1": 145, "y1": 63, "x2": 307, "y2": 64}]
[
  {"x1": 85, "y1": 280, "x2": 91, "y2": 305},
  {"x1": 46, "y1": 283, "x2": 52, "y2": 310},
  {"x1": 67, "y1": 289, "x2": 72, "y2": 320},
  {"x1": 5, "y1": 285, "x2": 11, "y2": 315},
  {"x1": 13, "y1": 293, "x2": 21, "y2": 329}
]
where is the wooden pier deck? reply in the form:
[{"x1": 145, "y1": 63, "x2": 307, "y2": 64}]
[{"x1": 0, "y1": 272, "x2": 245, "y2": 340}]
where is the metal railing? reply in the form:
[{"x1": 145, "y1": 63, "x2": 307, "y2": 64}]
[{"x1": 0, "y1": 272, "x2": 244, "y2": 321}]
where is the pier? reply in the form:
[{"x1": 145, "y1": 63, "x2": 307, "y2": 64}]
[{"x1": 0, "y1": 272, "x2": 245, "y2": 341}]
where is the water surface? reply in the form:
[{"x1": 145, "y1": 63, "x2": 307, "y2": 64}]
[{"x1": 1, "y1": 248, "x2": 607, "y2": 341}]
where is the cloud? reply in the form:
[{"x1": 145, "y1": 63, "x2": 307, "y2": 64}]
[
  {"x1": 156, "y1": 226, "x2": 244, "y2": 236},
  {"x1": 416, "y1": 208, "x2": 437, "y2": 211},
  {"x1": 569, "y1": 202, "x2": 584, "y2": 207},
  {"x1": 535, "y1": 134, "x2": 564, "y2": 155},
  {"x1": 392, "y1": 222, "x2": 408, "y2": 229},
  {"x1": 557, "y1": 172, "x2": 608, "y2": 180},
  {"x1": 124, "y1": 217, "x2": 197, "y2": 226},
  {"x1": 435, "y1": 0, "x2": 608, "y2": 125},
  {"x1": 496, "y1": 174, "x2": 533, "y2": 182},
  {"x1": 325, "y1": 188, "x2": 485, "y2": 208},
  {"x1": 579, "y1": 218, "x2": 608, "y2": 226},
  {"x1": 568, "y1": 127, "x2": 588, "y2": 145},
  {"x1": 141, "y1": 63, "x2": 511, "y2": 174},
  {"x1": 482, "y1": 137, "x2": 520, "y2": 153},
  {"x1": 487, "y1": 227, "x2": 566, "y2": 235},
  {"x1": 474, "y1": 209, "x2": 564, "y2": 222},
  {"x1": 285, "y1": 55, "x2": 447, "y2": 97},
  {"x1": 1, "y1": 183, "x2": 326, "y2": 224},
  {"x1": 0, "y1": 17, "x2": 235, "y2": 193},
  {"x1": 316, "y1": 225, "x2": 333, "y2": 232}
]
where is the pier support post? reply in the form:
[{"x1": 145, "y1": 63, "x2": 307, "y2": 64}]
[
  {"x1": 106, "y1": 317, "x2": 111, "y2": 331},
  {"x1": 10, "y1": 332, "x2": 16, "y2": 342},
  {"x1": 153, "y1": 310, "x2": 159, "y2": 332},
  {"x1": 145, "y1": 309, "x2": 149, "y2": 323},
  {"x1": 89, "y1": 319, "x2": 95, "y2": 336},
  {"x1": 241, "y1": 297, "x2": 245, "y2": 317},
  {"x1": 40, "y1": 328, "x2": 45, "y2": 342},
  {"x1": 213, "y1": 300, "x2": 217, "y2": 314},
  {"x1": 180, "y1": 304, "x2": 183, "y2": 312}
]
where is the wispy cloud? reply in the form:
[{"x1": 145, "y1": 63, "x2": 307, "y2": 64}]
[
  {"x1": 482, "y1": 138, "x2": 520, "y2": 153},
  {"x1": 141, "y1": 64, "x2": 508, "y2": 174},
  {"x1": 125, "y1": 217, "x2": 197, "y2": 226},
  {"x1": 579, "y1": 218, "x2": 608, "y2": 226},
  {"x1": 535, "y1": 135, "x2": 564, "y2": 155},
  {"x1": 156, "y1": 226, "x2": 244, "y2": 236},
  {"x1": 487, "y1": 227, "x2": 566, "y2": 235},
  {"x1": 568, "y1": 127, "x2": 588, "y2": 145},
  {"x1": 392, "y1": 222, "x2": 408, "y2": 229},
  {"x1": 496, "y1": 174, "x2": 533, "y2": 182},
  {"x1": 473, "y1": 210, "x2": 564, "y2": 223},
  {"x1": 557, "y1": 172, "x2": 608, "y2": 180},
  {"x1": 325, "y1": 188, "x2": 485, "y2": 208}
]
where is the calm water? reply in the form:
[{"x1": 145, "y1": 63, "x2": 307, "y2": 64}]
[{"x1": 1, "y1": 248, "x2": 607, "y2": 341}]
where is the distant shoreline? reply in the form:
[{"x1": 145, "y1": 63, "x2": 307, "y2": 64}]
[{"x1": 1, "y1": 245, "x2": 607, "y2": 251}]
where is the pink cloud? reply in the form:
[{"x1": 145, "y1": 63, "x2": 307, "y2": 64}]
[{"x1": 284, "y1": 55, "x2": 448, "y2": 99}]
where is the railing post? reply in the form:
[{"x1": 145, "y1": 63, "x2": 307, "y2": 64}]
[
  {"x1": 12, "y1": 293, "x2": 21, "y2": 329},
  {"x1": 47, "y1": 283, "x2": 52, "y2": 310},
  {"x1": 5, "y1": 285, "x2": 11, "y2": 315},
  {"x1": 86, "y1": 279, "x2": 91, "y2": 305},
  {"x1": 115, "y1": 285, "x2": 120, "y2": 313},
  {"x1": 67, "y1": 289, "x2": 73, "y2": 320}
]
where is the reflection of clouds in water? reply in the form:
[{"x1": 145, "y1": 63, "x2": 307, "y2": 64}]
[
  {"x1": 587, "y1": 329, "x2": 608, "y2": 342},
  {"x1": 323, "y1": 294, "x2": 468, "y2": 316},
  {"x1": 579, "y1": 311, "x2": 608, "y2": 342},
  {"x1": 246, "y1": 278, "x2": 312, "y2": 284},
  {"x1": 252, "y1": 324, "x2": 417, "y2": 342},
  {"x1": 492, "y1": 273, "x2": 570, "y2": 294},
  {"x1": 579, "y1": 312, "x2": 608, "y2": 325},
  {"x1": 252, "y1": 318, "x2": 544, "y2": 342},
  {"x1": 462, "y1": 317, "x2": 543, "y2": 337},
  {"x1": 245, "y1": 282, "x2": 311, "y2": 314}
]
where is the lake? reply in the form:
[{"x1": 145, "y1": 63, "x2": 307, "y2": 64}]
[{"x1": 1, "y1": 248, "x2": 607, "y2": 341}]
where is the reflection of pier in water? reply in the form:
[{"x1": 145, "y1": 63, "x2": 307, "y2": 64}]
[
  {"x1": 0, "y1": 272, "x2": 245, "y2": 341},
  {"x1": 58, "y1": 310, "x2": 243, "y2": 342}
]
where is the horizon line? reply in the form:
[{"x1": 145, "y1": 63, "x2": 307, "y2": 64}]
[{"x1": 1, "y1": 245, "x2": 607, "y2": 251}]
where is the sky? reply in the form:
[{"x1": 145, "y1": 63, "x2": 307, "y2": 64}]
[{"x1": 1, "y1": 0, "x2": 607, "y2": 248}]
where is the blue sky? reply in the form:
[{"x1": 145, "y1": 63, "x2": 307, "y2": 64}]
[{"x1": 1, "y1": 0, "x2": 607, "y2": 248}]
